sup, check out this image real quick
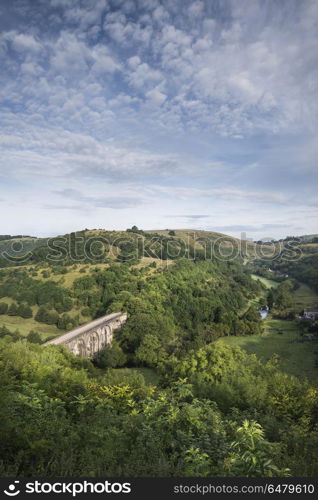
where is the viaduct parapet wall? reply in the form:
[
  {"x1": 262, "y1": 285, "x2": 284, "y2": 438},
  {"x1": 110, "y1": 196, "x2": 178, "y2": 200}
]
[{"x1": 44, "y1": 312, "x2": 127, "y2": 358}]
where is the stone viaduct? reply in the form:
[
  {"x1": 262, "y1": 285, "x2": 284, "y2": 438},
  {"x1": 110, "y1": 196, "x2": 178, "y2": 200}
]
[{"x1": 44, "y1": 312, "x2": 127, "y2": 358}]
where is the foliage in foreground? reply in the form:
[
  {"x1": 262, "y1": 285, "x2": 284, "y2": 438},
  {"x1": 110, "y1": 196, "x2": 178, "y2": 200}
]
[{"x1": 0, "y1": 339, "x2": 317, "y2": 477}]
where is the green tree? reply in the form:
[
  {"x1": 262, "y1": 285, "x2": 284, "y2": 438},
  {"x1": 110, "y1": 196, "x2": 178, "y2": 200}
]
[
  {"x1": 17, "y1": 303, "x2": 33, "y2": 318},
  {"x1": 35, "y1": 306, "x2": 59, "y2": 325},
  {"x1": 27, "y1": 330, "x2": 42, "y2": 344},
  {"x1": 7, "y1": 303, "x2": 18, "y2": 316},
  {"x1": 57, "y1": 313, "x2": 76, "y2": 330},
  {"x1": 223, "y1": 420, "x2": 289, "y2": 477},
  {"x1": 183, "y1": 447, "x2": 212, "y2": 477},
  {"x1": 267, "y1": 289, "x2": 274, "y2": 308},
  {"x1": 0, "y1": 302, "x2": 8, "y2": 314},
  {"x1": 136, "y1": 334, "x2": 167, "y2": 367}
]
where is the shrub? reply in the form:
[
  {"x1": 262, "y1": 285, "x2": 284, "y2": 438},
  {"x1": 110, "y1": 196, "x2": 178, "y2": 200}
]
[
  {"x1": 17, "y1": 303, "x2": 33, "y2": 319},
  {"x1": 0, "y1": 302, "x2": 8, "y2": 314},
  {"x1": 7, "y1": 303, "x2": 18, "y2": 316},
  {"x1": 95, "y1": 341, "x2": 127, "y2": 368},
  {"x1": 35, "y1": 306, "x2": 59, "y2": 325},
  {"x1": 27, "y1": 330, "x2": 42, "y2": 344}
]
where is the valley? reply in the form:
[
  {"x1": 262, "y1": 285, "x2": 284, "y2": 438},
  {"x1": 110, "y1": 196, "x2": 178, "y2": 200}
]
[
  {"x1": 221, "y1": 268, "x2": 318, "y2": 380},
  {"x1": 0, "y1": 228, "x2": 318, "y2": 478},
  {"x1": 2, "y1": 0, "x2": 317, "y2": 483}
]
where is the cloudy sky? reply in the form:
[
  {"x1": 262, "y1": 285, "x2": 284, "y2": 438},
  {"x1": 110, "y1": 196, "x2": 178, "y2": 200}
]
[{"x1": 0, "y1": 0, "x2": 317, "y2": 239}]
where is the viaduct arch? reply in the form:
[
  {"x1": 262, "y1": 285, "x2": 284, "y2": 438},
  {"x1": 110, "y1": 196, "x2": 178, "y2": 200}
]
[{"x1": 44, "y1": 312, "x2": 127, "y2": 358}]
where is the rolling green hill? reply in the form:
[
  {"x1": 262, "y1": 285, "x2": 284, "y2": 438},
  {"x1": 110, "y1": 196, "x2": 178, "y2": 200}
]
[
  {"x1": 1, "y1": 227, "x2": 318, "y2": 477},
  {"x1": 0, "y1": 227, "x2": 275, "y2": 269}
]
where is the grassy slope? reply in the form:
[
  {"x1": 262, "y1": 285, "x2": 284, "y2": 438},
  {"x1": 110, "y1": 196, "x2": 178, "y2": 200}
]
[
  {"x1": 298, "y1": 234, "x2": 318, "y2": 242},
  {"x1": 239, "y1": 273, "x2": 279, "y2": 315},
  {"x1": 0, "y1": 273, "x2": 64, "y2": 338},
  {"x1": 294, "y1": 283, "x2": 318, "y2": 310},
  {"x1": 147, "y1": 229, "x2": 263, "y2": 258},
  {"x1": 1, "y1": 230, "x2": 317, "y2": 371},
  {"x1": 250, "y1": 274, "x2": 280, "y2": 289},
  {"x1": 0, "y1": 313, "x2": 61, "y2": 338},
  {"x1": 0, "y1": 264, "x2": 94, "y2": 339},
  {"x1": 37, "y1": 264, "x2": 108, "y2": 287},
  {"x1": 0, "y1": 258, "x2": 172, "y2": 340}
]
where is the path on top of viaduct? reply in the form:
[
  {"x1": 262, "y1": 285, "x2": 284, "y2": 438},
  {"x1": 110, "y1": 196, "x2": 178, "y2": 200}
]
[{"x1": 44, "y1": 312, "x2": 127, "y2": 358}]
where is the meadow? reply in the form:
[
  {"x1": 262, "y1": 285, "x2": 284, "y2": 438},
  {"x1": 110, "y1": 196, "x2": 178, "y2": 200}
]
[
  {"x1": 0, "y1": 258, "x2": 175, "y2": 341},
  {"x1": 294, "y1": 282, "x2": 318, "y2": 310},
  {"x1": 220, "y1": 275, "x2": 318, "y2": 381},
  {"x1": 250, "y1": 274, "x2": 280, "y2": 289},
  {"x1": 219, "y1": 319, "x2": 318, "y2": 381},
  {"x1": 0, "y1": 313, "x2": 61, "y2": 338}
]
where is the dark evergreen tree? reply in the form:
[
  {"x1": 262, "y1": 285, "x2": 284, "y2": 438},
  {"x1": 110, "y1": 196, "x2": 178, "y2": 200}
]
[
  {"x1": 7, "y1": 303, "x2": 18, "y2": 316},
  {"x1": 0, "y1": 302, "x2": 8, "y2": 314}
]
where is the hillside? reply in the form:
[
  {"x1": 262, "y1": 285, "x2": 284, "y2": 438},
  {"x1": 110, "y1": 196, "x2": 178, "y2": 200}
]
[
  {"x1": 296, "y1": 234, "x2": 318, "y2": 243},
  {"x1": 254, "y1": 237, "x2": 318, "y2": 292},
  {"x1": 0, "y1": 235, "x2": 264, "y2": 343},
  {"x1": 0, "y1": 236, "x2": 46, "y2": 263},
  {"x1": 220, "y1": 276, "x2": 318, "y2": 380},
  {"x1": 0, "y1": 227, "x2": 275, "y2": 269}
]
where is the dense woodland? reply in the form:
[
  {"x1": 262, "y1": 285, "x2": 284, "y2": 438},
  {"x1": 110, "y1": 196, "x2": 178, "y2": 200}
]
[
  {"x1": 270, "y1": 254, "x2": 318, "y2": 293},
  {"x1": 253, "y1": 235, "x2": 318, "y2": 292},
  {"x1": 0, "y1": 230, "x2": 318, "y2": 477}
]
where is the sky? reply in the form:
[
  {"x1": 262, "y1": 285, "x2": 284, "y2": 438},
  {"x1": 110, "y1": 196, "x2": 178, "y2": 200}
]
[{"x1": 0, "y1": 0, "x2": 317, "y2": 240}]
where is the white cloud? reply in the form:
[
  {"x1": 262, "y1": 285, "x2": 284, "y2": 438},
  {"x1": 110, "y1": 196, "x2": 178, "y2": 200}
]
[
  {"x1": 0, "y1": 123, "x2": 187, "y2": 181},
  {"x1": 0, "y1": 0, "x2": 317, "y2": 237},
  {"x1": 188, "y1": 1, "x2": 204, "y2": 18},
  {"x1": 49, "y1": 32, "x2": 92, "y2": 75},
  {"x1": 91, "y1": 53, "x2": 120, "y2": 74},
  {"x1": 11, "y1": 33, "x2": 42, "y2": 53},
  {"x1": 152, "y1": 5, "x2": 169, "y2": 22},
  {"x1": 146, "y1": 87, "x2": 166, "y2": 105},
  {"x1": 152, "y1": 185, "x2": 290, "y2": 205},
  {"x1": 127, "y1": 55, "x2": 141, "y2": 68},
  {"x1": 20, "y1": 61, "x2": 43, "y2": 75},
  {"x1": 126, "y1": 60, "x2": 163, "y2": 89},
  {"x1": 1, "y1": 0, "x2": 316, "y2": 138}
]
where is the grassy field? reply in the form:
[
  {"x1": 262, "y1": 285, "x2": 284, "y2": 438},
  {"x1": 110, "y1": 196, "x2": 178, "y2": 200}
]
[
  {"x1": 0, "y1": 259, "x2": 172, "y2": 341},
  {"x1": 250, "y1": 274, "x2": 318, "y2": 311},
  {"x1": 3, "y1": 259, "x2": 171, "y2": 289},
  {"x1": 32, "y1": 264, "x2": 108, "y2": 288},
  {"x1": 219, "y1": 318, "x2": 318, "y2": 380},
  {"x1": 294, "y1": 283, "x2": 318, "y2": 310},
  {"x1": 239, "y1": 273, "x2": 279, "y2": 314},
  {"x1": 136, "y1": 257, "x2": 174, "y2": 270},
  {"x1": 220, "y1": 278, "x2": 318, "y2": 381},
  {"x1": 0, "y1": 313, "x2": 62, "y2": 339},
  {"x1": 0, "y1": 297, "x2": 15, "y2": 305}
]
